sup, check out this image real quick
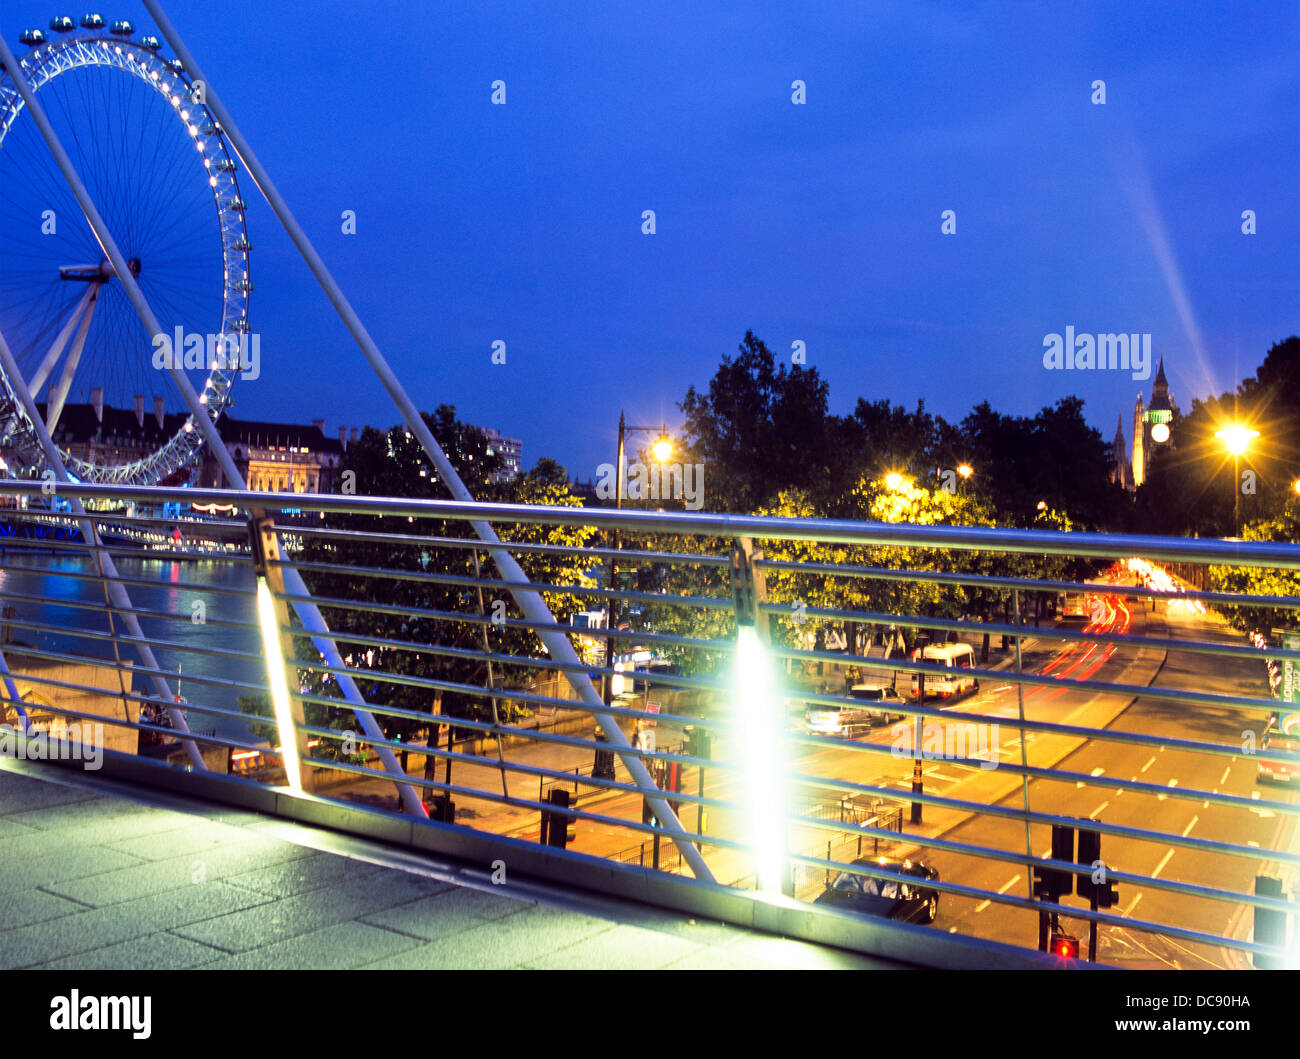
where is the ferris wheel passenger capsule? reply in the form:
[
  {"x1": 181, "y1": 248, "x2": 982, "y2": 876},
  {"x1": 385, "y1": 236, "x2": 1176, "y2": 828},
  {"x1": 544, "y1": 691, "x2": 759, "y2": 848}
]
[
  {"x1": 49, "y1": 16, "x2": 77, "y2": 33},
  {"x1": 79, "y1": 14, "x2": 106, "y2": 30},
  {"x1": 140, "y1": 35, "x2": 162, "y2": 51},
  {"x1": 19, "y1": 29, "x2": 48, "y2": 46},
  {"x1": 109, "y1": 20, "x2": 135, "y2": 37}
]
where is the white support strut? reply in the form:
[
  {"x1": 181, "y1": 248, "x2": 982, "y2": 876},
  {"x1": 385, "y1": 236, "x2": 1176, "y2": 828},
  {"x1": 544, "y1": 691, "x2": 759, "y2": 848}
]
[
  {"x1": 138, "y1": 0, "x2": 713, "y2": 880},
  {"x1": 0, "y1": 29, "x2": 422, "y2": 808}
]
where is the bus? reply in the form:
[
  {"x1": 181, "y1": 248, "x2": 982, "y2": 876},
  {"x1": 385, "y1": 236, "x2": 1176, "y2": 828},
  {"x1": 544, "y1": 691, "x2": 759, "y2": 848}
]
[{"x1": 909, "y1": 643, "x2": 978, "y2": 700}]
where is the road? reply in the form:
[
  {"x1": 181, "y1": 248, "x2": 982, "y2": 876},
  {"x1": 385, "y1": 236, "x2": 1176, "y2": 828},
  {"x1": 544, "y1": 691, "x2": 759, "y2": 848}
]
[{"x1": 326, "y1": 561, "x2": 1294, "y2": 964}]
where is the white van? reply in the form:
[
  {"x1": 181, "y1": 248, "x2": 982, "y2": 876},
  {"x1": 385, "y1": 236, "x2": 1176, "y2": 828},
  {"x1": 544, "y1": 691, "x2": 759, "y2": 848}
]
[{"x1": 909, "y1": 643, "x2": 978, "y2": 700}]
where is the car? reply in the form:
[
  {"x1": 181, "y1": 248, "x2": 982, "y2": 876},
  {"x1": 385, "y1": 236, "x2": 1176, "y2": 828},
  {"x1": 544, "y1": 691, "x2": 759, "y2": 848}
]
[
  {"x1": 814, "y1": 856, "x2": 940, "y2": 924},
  {"x1": 848, "y1": 682, "x2": 908, "y2": 723},
  {"x1": 805, "y1": 682, "x2": 905, "y2": 736},
  {"x1": 1257, "y1": 731, "x2": 1300, "y2": 785}
]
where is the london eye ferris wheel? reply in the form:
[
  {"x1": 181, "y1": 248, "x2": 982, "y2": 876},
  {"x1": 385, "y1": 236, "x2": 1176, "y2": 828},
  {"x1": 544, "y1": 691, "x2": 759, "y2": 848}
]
[{"x1": 0, "y1": 13, "x2": 252, "y2": 486}]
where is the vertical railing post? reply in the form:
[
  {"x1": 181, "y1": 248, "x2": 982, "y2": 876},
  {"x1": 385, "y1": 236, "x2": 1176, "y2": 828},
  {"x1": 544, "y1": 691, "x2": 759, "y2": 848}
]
[
  {"x1": 1013, "y1": 588, "x2": 1035, "y2": 911},
  {"x1": 249, "y1": 514, "x2": 313, "y2": 793}
]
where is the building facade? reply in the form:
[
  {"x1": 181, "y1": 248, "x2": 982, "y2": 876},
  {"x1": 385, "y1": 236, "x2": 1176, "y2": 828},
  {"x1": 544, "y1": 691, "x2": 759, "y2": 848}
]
[
  {"x1": 20, "y1": 399, "x2": 353, "y2": 495},
  {"x1": 199, "y1": 417, "x2": 348, "y2": 494},
  {"x1": 477, "y1": 426, "x2": 523, "y2": 483}
]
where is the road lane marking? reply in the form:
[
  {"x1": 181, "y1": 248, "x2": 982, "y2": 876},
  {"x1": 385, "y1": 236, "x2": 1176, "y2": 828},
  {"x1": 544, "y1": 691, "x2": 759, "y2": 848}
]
[
  {"x1": 1124, "y1": 893, "x2": 1142, "y2": 917},
  {"x1": 1248, "y1": 840, "x2": 1260, "y2": 848},
  {"x1": 1153, "y1": 849, "x2": 1175, "y2": 878},
  {"x1": 1158, "y1": 778, "x2": 1178, "y2": 801},
  {"x1": 1219, "y1": 766, "x2": 1231, "y2": 784},
  {"x1": 1252, "y1": 791, "x2": 1260, "y2": 800},
  {"x1": 1182, "y1": 815, "x2": 1198, "y2": 837},
  {"x1": 1140, "y1": 756, "x2": 1156, "y2": 773},
  {"x1": 1091, "y1": 801, "x2": 1109, "y2": 818}
]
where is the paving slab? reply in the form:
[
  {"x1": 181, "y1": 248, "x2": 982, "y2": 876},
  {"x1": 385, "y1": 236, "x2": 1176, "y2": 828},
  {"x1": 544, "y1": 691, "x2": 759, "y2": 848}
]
[{"x1": 0, "y1": 760, "x2": 906, "y2": 970}]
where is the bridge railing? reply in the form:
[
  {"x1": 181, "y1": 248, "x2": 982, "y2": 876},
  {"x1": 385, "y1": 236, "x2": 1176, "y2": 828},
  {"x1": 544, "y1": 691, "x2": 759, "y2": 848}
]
[{"x1": 0, "y1": 479, "x2": 1297, "y2": 969}]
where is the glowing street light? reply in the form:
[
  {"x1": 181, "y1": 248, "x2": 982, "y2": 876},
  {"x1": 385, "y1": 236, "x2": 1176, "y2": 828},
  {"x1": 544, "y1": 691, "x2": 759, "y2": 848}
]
[
  {"x1": 957, "y1": 463, "x2": 973, "y2": 480},
  {"x1": 885, "y1": 472, "x2": 907, "y2": 492},
  {"x1": 1215, "y1": 424, "x2": 1259, "y2": 456},
  {"x1": 651, "y1": 434, "x2": 673, "y2": 464},
  {"x1": 1215, "y1": 424, "x2": 1260, "y2": 536}
]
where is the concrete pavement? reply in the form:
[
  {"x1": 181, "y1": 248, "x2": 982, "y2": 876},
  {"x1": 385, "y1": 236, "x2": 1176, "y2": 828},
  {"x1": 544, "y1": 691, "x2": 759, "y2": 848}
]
[{"x1": 0, "y1": 756, "x2": 907, "y2": 970}]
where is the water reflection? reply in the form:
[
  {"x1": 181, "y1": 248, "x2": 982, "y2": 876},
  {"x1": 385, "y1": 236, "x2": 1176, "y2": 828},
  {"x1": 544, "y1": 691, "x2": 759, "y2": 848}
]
[{"x1": 0, "y1": 551, "x2": 262, "y2": 741}]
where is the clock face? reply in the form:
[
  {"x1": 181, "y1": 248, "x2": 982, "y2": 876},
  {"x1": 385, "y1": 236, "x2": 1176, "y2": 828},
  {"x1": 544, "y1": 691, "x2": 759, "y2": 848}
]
[{"x1": 1151, "y1": 422, "x2": 1170, "y2": 444}]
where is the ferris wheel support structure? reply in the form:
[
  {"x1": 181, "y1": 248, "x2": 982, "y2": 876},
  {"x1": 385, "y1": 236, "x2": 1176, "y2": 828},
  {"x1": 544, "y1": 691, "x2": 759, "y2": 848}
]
[{"x1": 138, "y1": 1, "x2": 713, "y2": 878}]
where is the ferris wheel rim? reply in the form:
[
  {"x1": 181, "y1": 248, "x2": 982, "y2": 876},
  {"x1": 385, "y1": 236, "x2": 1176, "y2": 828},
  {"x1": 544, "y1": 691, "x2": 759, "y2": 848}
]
[{"x1": 0, "y1": 32, "x2": 251, "y2": 486}]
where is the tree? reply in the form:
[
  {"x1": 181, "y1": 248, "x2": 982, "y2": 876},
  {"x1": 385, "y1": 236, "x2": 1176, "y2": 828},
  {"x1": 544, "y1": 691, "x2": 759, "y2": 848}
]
[
  {"x1": 1209, "y1": 499, "x2": 1300, "y2": 634},
  {"x1": 678, "y1": 331, "x2": 844, "y2": 512},
  {"x1": 250, "y1": 408, "x2": 598, "y2": 756},
  {"x1": 1136, "y1": 337, "x2": 1300, "y2": 538}
]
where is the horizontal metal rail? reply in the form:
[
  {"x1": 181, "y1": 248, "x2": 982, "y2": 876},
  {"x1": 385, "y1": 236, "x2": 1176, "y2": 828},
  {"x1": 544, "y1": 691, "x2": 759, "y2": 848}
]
[{"x1": 2, "y1": 479, "x2": 1296, "y2": 968}]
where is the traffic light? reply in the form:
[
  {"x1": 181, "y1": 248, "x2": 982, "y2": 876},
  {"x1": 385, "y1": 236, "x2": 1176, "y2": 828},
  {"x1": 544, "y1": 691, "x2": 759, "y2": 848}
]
[
  {"x1": 1049, "y1": 929, "x2": 1080, "y2": 959},
  {"x1": 543, "y1": 789, "x2": 575, "y2": 849},
  {"x1": 685, "y1": 724, "x2": 713, "y2": 761},
  {"x1": 1076, "y1": 828, "x2": 1100, "y2": 900},
  {"x1": 592, "y1": 726, "x2": 615, "y2": 781},
  {"x1": 1077, "y1": 827, "x2": 1119, "y2": 907},
  {"x1": 1033, "y1": 825, "x2": 1075, "y2": 899}
]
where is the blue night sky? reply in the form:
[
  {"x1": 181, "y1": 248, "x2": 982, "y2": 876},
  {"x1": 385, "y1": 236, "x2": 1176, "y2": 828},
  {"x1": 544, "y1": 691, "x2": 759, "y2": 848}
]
[{"x1": 7, "y1": 0, "x2": 1299, "y2": 480}]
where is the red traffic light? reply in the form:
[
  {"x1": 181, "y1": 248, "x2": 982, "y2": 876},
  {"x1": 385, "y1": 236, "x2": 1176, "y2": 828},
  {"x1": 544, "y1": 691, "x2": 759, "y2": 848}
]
[{"x1": 1050, "y1": 932, "x2": 1079, "y2": 959}]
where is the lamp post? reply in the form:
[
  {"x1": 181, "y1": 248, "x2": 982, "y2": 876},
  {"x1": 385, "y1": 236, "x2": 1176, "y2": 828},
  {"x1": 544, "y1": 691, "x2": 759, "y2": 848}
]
[
  {"x1": 1215, "y1": 425, "x2": 1259, "y2": 537},
  {"x1": 603, "y1": 413, "x2": 673, "y2": 709}
]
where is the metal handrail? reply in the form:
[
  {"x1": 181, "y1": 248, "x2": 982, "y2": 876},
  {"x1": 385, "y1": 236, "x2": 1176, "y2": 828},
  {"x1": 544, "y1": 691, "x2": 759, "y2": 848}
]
[{"x1": 1, "y1": 478, "x2": 1296, "y2": 968}]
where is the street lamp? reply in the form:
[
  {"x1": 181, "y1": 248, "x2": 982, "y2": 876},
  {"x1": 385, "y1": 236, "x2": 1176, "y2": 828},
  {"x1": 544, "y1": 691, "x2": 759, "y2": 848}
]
[
  {"x1": 603, "y1": 413, "x2": 673, "y2": 708},
  {"x1": 1215, "y1": 424, "x2": 1260, "y2": 536},
  {"x1": 885, "y1": 472, "x2": 907, "y2": 492},
  {"x1": 956, "y1": 463, "x2": 972, "y2": 496}
]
